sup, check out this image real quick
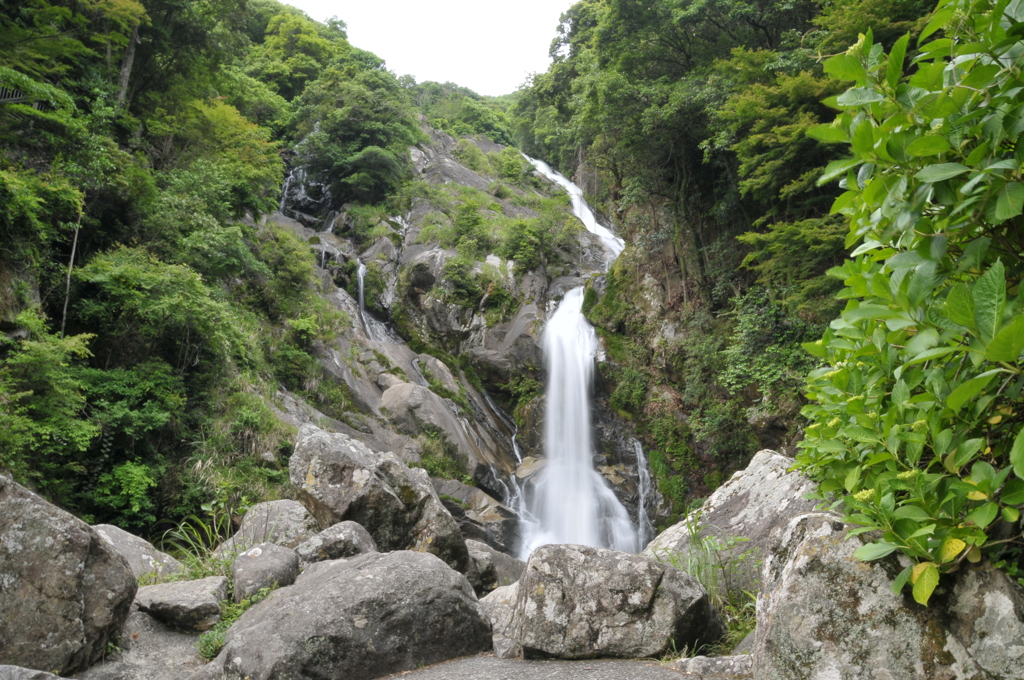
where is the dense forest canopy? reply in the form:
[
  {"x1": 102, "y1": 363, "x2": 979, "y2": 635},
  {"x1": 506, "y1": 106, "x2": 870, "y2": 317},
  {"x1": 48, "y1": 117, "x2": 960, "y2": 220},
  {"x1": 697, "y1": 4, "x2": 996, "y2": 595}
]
[{"x1": 2, "y1": 0, "x2": 1022, "y2": 599}]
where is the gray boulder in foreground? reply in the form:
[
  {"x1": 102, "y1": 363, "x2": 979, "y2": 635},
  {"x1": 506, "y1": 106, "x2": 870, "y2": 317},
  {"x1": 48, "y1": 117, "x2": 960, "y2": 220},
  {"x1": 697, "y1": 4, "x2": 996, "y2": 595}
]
[
  {"x1": 754, "y1": 512, "x2": 1024, "y2": 680},
  {"x1": 294, "y1": 520, "x2": 377, "y2": 562},
  {"x1": 488, "y1": 544, "x2": 725, "y2": 659},
  {"x1": 215, "y1": 500, "x2": 320, "y2": 557},
  {"x1": 289, "y1": 424, "x2": 469, "y2": 573},
  {"x1": 135, "y1": 576, "x2": 228, "y2": 631},
  {"x1": 644, "y1": 449, "x2": 817, "y2": 591},
  {"x1": 0, "y1": 476, "x2": 136, "y2": 675},
  {"x1": 191, "y1": 551, "x2": 492, "y2": 680},
  {"x1": 231, "y1": 544, "x2": 299, "y2": 602},
  {"x1": 93, "y1": 524, "x2": 184, "y2": 580}
]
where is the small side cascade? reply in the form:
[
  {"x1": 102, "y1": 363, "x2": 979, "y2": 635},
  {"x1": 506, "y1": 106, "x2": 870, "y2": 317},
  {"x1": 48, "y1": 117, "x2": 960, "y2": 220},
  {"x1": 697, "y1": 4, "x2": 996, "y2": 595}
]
[
  {"x1": 632, "y1": 438, "x2": 656, "y2": 549},
  {"x1": 356, "y1": 259, "x2": 369, "y2": 335}
]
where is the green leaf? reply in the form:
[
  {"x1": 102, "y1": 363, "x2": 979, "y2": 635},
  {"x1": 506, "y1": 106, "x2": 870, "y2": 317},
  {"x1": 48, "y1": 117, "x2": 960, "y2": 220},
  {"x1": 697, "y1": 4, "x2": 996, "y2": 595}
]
[
  {"x1": 854, "y1": 541, "x2": 899, "y2": 561},
  {"x1": 946, "y1": 373, "x2": 997, "y2": 411},
  {"x1": 944, "y1": 283, "x2": 975, "y2": 328},
  {"x1": 824, "y1": 54, "x2": 867, "y2": 81},
  {"x1": 1002, "y1": 478, "x2": 1024, "y2": 504},
  {"x1": 920, "y1": 7, "x2": 954, "y2": 41},
  {"x1": 986, "y1": 314, "x2": 1024, "y2": 362},
  {"x1": 891, "y1": 565, "x2": 913, "y2": 594},
  {"x1": 886, "y1": 34, "x2": 910, "y2": 89},
  {"x1": 995, "y1": 182, "x2": 1024, "y2": 222},
  {"x1": 965, "y1": 502, "x2": 999, "y2": 528},
  {"x1": 807, "y1": 124, "x2": 850, "y2": 143},
  {"x1": 1011, "y1": 428, "x2": 1024, "y2": 480},
  {"x1": 915, "y1": 164, "x2": 970, "y2": 182},
  {"x1": 912, "y1": 563, "x2": 940, "y2": 605},
  {"x1": 837, "y1": 87, "x2": 886, "y2": 107},
  {"x1": 973, "y1": 260, "x2": 1006, "y2": 345},
  {"x1": 802, "y1": 341, "x2": 827, "y2": 358},
  {"x1": 893, "y1": 505, "x2": 932, "y2": 520},
  {"x1": 906, "y1": 135, "x2": 952, "y2": 157},
  {"x1": 818, "y1": 158, "x2": 862, "y2": 185}
]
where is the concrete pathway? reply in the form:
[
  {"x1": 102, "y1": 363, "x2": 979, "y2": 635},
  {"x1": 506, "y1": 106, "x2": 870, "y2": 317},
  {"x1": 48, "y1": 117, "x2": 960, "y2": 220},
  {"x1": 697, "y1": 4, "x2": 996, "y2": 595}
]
[{"x1": 383, "y1": 654, "x2": 688, "y2": 680}]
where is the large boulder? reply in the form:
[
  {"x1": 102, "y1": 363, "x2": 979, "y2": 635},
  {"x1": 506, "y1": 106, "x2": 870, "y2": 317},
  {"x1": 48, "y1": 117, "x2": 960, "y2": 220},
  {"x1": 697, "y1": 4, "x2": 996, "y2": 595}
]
[
  {"x1": 93, "y1": 524, "x2": 183, "y2": 581},
  {"x1": 644, "y1": 449, "x2": 817, "y2": 590},
  {"x1": 0, "y1": 476, "x2": 136, "y2": 675},
  {"x1": 231, "y1": 544, "x2": 299, "y2": 603},
  {"x1": 134, "y1": 577, "x2": 228, "y2": 631},
  {"x1": 754, "y1": 512, "x2": 1024, "y2": 680},
  {"x1": 294, "y1": 521, "x2": 377, "y2": 563},
  {"x1": 71, "y1": 610, "x2": 204, "y2": 680},
  {"x1": 192, "y1": 551, "x2": 492, "y2": 680},
  {"x1": 215, "y1": 500, "x2": 320, "y2": 557},
  {"x1": 289, "y1": 424, "x2": 470, "y2": 573},
  {"x1": 488, "y1": 544, "x2": 725, "y2": 659}
]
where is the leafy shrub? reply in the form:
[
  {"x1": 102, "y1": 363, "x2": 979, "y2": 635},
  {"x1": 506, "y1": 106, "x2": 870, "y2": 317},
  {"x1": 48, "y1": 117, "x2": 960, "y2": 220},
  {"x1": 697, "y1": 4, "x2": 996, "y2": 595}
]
[
  {"x1": 610, "y1": 367, "x2": 648, "y2": 413},
  {"x1": 796, "y1": 5, "x2": 1024, "y2": 605},
  {"x1": 411, "y1": 429, "x2": 471, "y2": 485}
]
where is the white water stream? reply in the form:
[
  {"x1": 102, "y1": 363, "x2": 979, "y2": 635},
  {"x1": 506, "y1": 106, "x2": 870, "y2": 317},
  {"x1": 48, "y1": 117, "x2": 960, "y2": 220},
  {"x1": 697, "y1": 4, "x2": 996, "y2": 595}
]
[{"x1": 517, "y1": 156, "x2": 653, "y2": 557}]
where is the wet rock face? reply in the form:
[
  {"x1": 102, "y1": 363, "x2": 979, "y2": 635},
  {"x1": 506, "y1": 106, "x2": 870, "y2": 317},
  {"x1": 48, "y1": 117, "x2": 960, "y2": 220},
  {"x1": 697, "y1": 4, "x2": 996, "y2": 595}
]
[
  {"x1": 289, "y1": 424, "x2": 470, "y2": 574},
  {"x1": 0, "y1": 476, "x2": 136, "y2": 675},
  {"x1": 645, "y1": 449, "x2": 818, "y2": 591},
  {"x1": 754, "y1": 512, "x2": 1024, "y2": 680},
  {"x1": 194, "y1": 551, "x2": 493, "y2": 680},
  {"x1": 489, "y1": 544, "x2": 726, "y2": 660}
]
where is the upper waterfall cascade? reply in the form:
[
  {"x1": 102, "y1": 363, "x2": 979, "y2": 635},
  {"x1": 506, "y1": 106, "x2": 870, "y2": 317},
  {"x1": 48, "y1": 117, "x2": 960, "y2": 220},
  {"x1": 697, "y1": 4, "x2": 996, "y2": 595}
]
[{"x1": 518, "y1": 156, "x2": 654, "y2": 558}]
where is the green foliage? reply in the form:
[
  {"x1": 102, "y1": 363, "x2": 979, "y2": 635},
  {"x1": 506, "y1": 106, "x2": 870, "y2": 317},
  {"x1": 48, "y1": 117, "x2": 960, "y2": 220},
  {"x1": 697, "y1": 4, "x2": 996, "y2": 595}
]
[
  {"x1": 94, "y1": 461, "x2": 158, "y2": 529},
  {"x1": 0, "y1": 310, "x2": 97, "y2": 492},
  {"x1": 609, "y1": 366, "x2": 648, "y2": 413},
  {"x1": 411, "y1": 429, "x2": 472, "y2": 485},
  {"x1": 796, "y1": 2, "x2": 1024, "y2": 605},
  {"x1": 294, "y1": 67, "x2": 422, "y2": 205},
  {"x1": 501, "y1": 374, "x2": 542, "y2": 426},
  {"x1": 198, "y1": 586, "x2": 277, "y2": 661}
]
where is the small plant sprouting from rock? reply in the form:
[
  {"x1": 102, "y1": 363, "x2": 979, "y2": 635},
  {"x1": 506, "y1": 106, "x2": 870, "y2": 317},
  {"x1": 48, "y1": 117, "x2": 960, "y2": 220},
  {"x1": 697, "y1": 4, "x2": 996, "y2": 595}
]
[
  {"x1": 197, "y1": 585, "x2": 277, "y2": 661},
  {"x1": 653, "y1": 513, "x2": 758, "y2": 654}
]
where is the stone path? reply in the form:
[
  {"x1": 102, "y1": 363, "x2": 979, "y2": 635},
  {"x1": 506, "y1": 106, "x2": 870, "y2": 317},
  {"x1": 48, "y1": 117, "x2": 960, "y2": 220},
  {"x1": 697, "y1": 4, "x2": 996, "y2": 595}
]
[{"x1": 383, "y1": 654, "x2": 688, "y2": 680}]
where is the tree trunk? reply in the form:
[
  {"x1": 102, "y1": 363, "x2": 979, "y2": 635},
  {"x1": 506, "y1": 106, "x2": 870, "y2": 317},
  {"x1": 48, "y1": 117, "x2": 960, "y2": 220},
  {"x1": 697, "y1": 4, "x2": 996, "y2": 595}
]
[{"x1": 116, "y1": 23, "x2": 140, "y2": 106}]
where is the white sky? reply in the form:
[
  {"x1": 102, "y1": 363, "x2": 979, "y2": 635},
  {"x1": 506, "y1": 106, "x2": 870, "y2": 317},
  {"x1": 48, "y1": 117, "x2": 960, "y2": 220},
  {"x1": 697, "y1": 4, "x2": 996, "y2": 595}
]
[{"x1": 284, "y1": 0, "x2": 575, "y2": 96}]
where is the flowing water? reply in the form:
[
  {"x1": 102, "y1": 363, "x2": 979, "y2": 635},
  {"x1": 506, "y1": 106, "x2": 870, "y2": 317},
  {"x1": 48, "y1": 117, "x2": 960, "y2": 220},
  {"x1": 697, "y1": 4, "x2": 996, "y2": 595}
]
[{"x1": 517, "y1": 157, "x2": 652, "y2": 557}]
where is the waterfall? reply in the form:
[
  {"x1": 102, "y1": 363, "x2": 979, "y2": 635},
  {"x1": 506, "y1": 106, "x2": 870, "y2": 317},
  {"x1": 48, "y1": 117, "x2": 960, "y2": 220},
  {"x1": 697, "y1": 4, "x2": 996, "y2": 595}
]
[{"x1": 515, "y1": 156, "x2": 653, "y2": 558}]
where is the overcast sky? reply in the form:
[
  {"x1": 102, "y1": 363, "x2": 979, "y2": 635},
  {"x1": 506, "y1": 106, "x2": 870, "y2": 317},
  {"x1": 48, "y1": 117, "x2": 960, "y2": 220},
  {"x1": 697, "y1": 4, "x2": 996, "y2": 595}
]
[{"x1": 284, "y1": 0, "x2": 574, "y2": 96}]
